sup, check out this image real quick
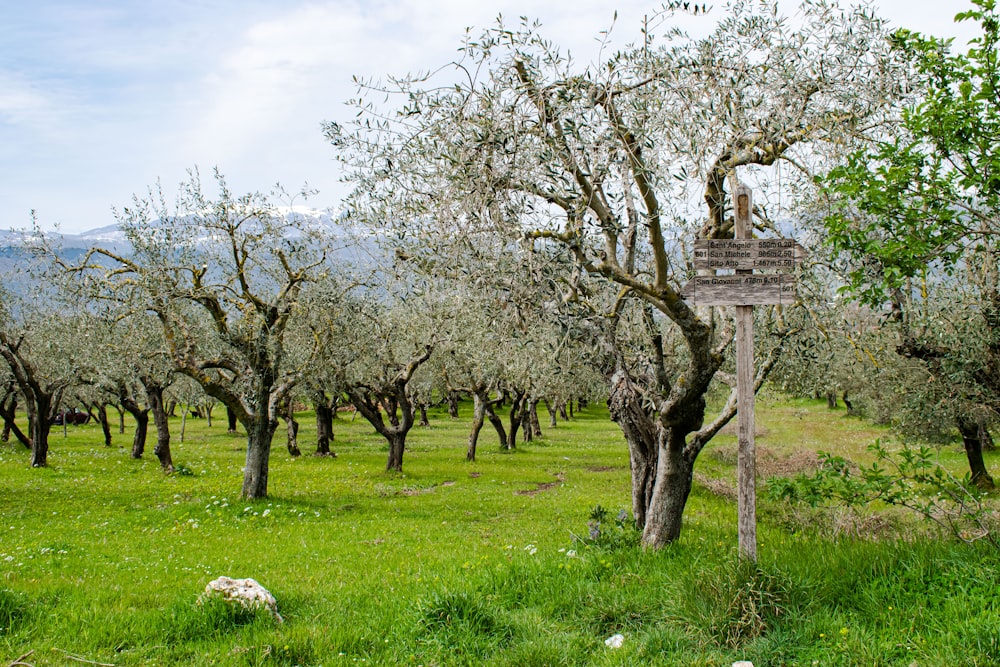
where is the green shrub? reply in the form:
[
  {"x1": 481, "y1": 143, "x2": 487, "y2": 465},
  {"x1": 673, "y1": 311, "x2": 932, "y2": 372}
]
[{"x1": 580, "y1": 505, "x2": 641, "y2": 550}]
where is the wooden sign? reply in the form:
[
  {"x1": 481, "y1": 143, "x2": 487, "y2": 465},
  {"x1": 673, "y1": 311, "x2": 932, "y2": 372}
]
[
  {"x1": 693, "y1": 239, "x2": 806, "y2": 270},
  {"x1": 679, "y1": 274, "x2": 797, "y2": 306}
]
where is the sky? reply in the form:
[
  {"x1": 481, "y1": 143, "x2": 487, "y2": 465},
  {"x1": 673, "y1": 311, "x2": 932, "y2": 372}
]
[{"x1": 0, "y1": 0, "x2": 983, "y2": 234}]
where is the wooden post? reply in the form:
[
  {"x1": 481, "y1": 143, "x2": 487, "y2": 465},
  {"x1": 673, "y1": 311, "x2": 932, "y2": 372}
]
[{"x1": 735, "y1": 183, "x2": 757, "y2": 562}]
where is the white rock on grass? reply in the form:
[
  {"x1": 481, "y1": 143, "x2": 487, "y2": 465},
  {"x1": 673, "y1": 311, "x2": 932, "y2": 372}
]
[
  {"x1": 605, "y1": 634, "x2": 625, "y2": 649},
  {"x1": 201, "y1": 576, "x2": 283, "y2": 623},
  {"x1": 732, "y1": 662, "x2": 755, "y2": 667}
]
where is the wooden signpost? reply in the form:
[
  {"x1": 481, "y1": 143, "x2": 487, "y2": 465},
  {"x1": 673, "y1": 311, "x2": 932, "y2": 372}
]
[{"x1": 680, "y1": 184, "x2": 804, "y2": 561}]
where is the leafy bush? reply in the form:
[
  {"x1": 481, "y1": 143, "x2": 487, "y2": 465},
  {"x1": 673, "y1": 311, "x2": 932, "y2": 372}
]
[
  {"x1": 172, "y1": 463, "x2": 195, "y2": 476},
  {"x1": 767, "y1": 440, "x2": 1000, "y2": 547},
  {"x1": 579, "y1": 505, "x2": 640, "y2": 550}
]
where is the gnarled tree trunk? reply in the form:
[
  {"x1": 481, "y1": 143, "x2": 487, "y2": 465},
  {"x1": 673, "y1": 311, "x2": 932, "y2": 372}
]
[
  {"x1": 26, "y1": 392, "x2": 57, "y2": 467},
  {"x1": 243, "y1": 416, "x2": 278, "y2": 499},
  {"x1": 545, "y1": 400, "x2": 557, "y2": 428},
  {"x1": 608, "y1": 367, "x2": 658, "y2": 530},
  {"x1": 285, "y1": 399, "x2": 301, "y2": 457},
  {"x1": 506, "y1": 389, "x2": 526, "y2": 449},
  {"x1": 95, "y1": 403, "x2": 112, "y2": 447},
  {"x1": 958, "y1": 417, "x2": 995, "y2": 490},
  {"x1": 387, "y1": 432, "x2": 406, "y2": 472},
  {"x1": 642, "y1": 429, "x2": 696, "y2": 546},
  {"x1": 528, "y1": 398, "x2": 542, "y2": 438},
  {"x1": 240, "y1": 372, "x2": 280, "y2": 499},
  {"x1": 120, "y1": 393, "x2": 149, "y2": 460},
  {"x1": 0, "y1": 388, "x2": 30, "y2": 449},
  {"x1": 485, "y1": 399, "x2": 507, "y2": 448},
  {"x1": 467, "y1": 391, "x2": 486, "y2": 462},
  {"x1": 143, "y1": 379, "x2": 174, "y2": 472},
  {"x1": 313, "y1": 392, "x2": 335, "y2": 456}
]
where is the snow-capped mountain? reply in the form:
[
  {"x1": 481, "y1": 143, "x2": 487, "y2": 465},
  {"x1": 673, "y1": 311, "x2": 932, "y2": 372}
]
[{"x1": 0, "y1": 206, "x2": 380, "y2": 280}]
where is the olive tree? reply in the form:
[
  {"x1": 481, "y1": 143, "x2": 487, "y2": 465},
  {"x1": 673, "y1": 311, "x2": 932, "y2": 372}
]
[
  {"x1": 64, "y1": 170, "x2": 330, "y2": 498},
  {"x1": 305, "y1": 265, "x2": 453, "y2": 473},
  {"x1": 291, "y1": 271, "x2": 371, "y2": 458},
  {"x1": 328, "y1": 2, "x2": 902, "y2": 546},
  {"x1": 0, "y1": 291, "x2": 94, "y2": 466},
  {"x1": 93, "y1": 314, "x2": 177, "y2": 470},
  {"x1": 435, "y1": 288, "x2": 520, "y2": 461},
  {"x1": 328, "y1": 285, "x2": 437, "y2": 472},
  {"x1": 0, "y1": 364, "x2": 30, "y2": 448}
]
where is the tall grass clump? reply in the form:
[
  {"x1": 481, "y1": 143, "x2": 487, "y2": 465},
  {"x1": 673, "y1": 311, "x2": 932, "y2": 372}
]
[
  {"x1": 0, "y1": 588, "x2": 32, "y2": 634},
  {"x1": 170, "y1": 594, "x2": 280, "y2": 642},
  {"x1": 677, "y1": 558, "x2": 794, "y2": 648},
  {"x1": 415, "y1": 589, "x2": 516, "y2": 660}
]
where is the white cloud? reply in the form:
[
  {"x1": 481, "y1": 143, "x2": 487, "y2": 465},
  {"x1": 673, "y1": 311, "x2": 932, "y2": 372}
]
[
  {"x1": 0, "y1": 76, "x2": 49, "y2": 123},
  {"x1": 0, "y1": 69, "x2": 79, "y2": 141},
  {"x1": 2, "y1": 0, "x2": 987, "y2": 233},
  {"x1": 179, "y1": 4, "x2": 362, "y2": 164}
]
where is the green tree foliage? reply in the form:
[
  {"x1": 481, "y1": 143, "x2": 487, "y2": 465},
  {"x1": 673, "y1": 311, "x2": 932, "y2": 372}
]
[
  {"x1": 823, "y1": 1, "x2": 1000, "y2": 486},
  {"x1": 825, "y1": 0, "x2": 1000, "y2": 302}
]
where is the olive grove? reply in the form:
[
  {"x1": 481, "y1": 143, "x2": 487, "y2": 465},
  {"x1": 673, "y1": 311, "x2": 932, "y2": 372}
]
[{"x1": 327, "y1": 1, "x2": 906, "y2": 546}]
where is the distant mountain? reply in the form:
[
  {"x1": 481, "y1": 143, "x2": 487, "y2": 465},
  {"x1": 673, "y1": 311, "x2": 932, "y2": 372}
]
[{"x1": 0, "y1": 207, "x2": 383, "y2": 287}]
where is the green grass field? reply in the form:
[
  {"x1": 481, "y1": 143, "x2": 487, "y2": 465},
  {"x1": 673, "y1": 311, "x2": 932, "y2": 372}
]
[{"x1": 1, "y1": 398, "x2": 998, "y2": 666}]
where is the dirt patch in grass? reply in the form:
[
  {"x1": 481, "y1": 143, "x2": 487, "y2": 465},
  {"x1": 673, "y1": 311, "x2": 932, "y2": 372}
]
[
  {"x1": 697, "y1": 447, "x2": 821, "y2": 500},
  {"x1": 718, "y1": 423, "x2": 771, "y2": 439},
  {"x1": 758, "y1": 449, "x2": 821, "y2": 477},
  {"x1": 515, "y1": 472, "x2": 566, "y2": 496},
  {"x1": 708, "y1": 445, "x2": 820, "y2": 477},
  {"x1": 400, "y1": 480, "x2": 457, "y2": 496},
  {"x1": 694, "y1": 473, "x2": 737, "y2": 500}
]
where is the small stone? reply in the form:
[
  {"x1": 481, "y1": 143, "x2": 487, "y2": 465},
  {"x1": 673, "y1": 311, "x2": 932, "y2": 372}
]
[
  {"x1": 732, "y1": 662, "x2": 755, "y2": 667},
  {"x1": 605, "y1": 634, "x2": 625, "y2": 649},
  {"x1": 201, "y1": 576, "x2": 283, "y2": 622}
]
